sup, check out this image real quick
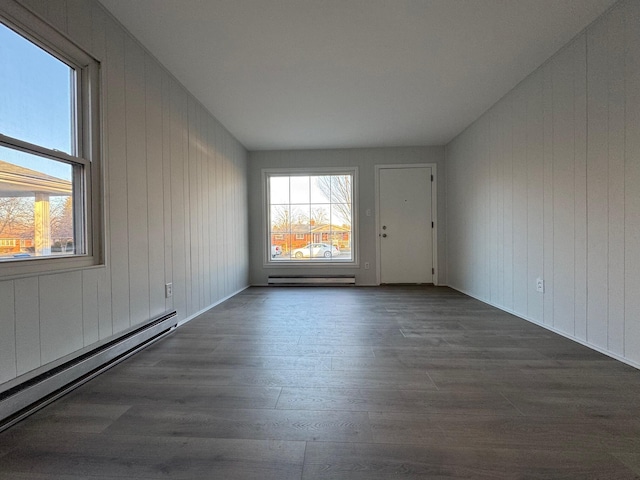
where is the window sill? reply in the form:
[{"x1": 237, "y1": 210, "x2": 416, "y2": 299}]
[
  {"x1": 0, "y1": 255, "x2": 103, "y2": 280},
  {"x1": 263, "y1": 260, "x2": 359, "y2": 268}
]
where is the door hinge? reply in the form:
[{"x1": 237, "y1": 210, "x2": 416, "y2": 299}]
[
  {"x1": 431, "y1": 175, "x2": 433, "y2": 182},
  {"x1": 432, "y1": 268, "x2": 435, "y2": 274},
  {"x1": 431, "y1": 221, "x2": 434, "y2": 228}
]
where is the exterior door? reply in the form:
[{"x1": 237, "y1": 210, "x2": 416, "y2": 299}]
[{"x1": 378, "y1": 166, "x2": 433, "y2": 284}]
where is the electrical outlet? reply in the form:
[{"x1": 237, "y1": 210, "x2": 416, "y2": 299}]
[
  {"x1": 536, "y1": 278, "x2": 544, "y2": 293},
  {"x1": 364, "y1": 262, "x2": 370, "y2": 270},
  {"x1": 165, "y1": 283, "x2": 173, "y2": 298}
]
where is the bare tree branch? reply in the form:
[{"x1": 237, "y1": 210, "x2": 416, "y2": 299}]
[{"x1": 315, "y1": 175, "x2": 351, "y2": 226}]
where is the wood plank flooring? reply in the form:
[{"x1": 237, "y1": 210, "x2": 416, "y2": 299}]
[{"x1": 1, "y1": 286, "x2": 640, "y2": 479}]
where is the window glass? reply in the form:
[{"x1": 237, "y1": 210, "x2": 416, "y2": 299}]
[
  {"x1": 0, "y1": 22, "x2": 74, "y2": 154},
  {"x1": 267, "y1": 172, "x2": 354, "y2": 262},
  {"x1": 0, "y1": 147, "x2": 76, "y2": 260}
]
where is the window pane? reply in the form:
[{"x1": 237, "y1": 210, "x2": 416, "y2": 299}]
[
  {"x1": 330, "y1": 175, "x2": 352, "y2": 205},
  {"x1": 290, "y1": 176, "x2": 309, "y2": 204},
  {"x1": 291, "y1": 204, "x2": 310, "y2": 226},
  {"x1": 269, "y1": 176, "x2": 289, "y2": 204},
  {"x1": 270, "y1": 232, "x2": 288, "y2": 261},
  {"x1": 0, "y1": 149, "x2": 75, "y2": 260},
  {"x1": 270, "y1": 205, "x2": 290, "y2": 231},
  {"x1": 310, "y1": 176, "x2": 330, "y2": 203},
  {"x1": 331, "y1": 203, "x2": 352, "y2": 227},
  {"x1": 0, "y1": 23, "x2": 74, "y2": 154},
  {"x1": 310, "y1": 204, "x2": 330, "y2": 226}
]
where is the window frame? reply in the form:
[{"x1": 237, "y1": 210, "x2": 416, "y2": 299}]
[
  {"x1": 0, "y1": 0, "x2": 103, "y2": 279},
  {"x1": 263, "y1": 167, "x2": 358, "y2": 267}
]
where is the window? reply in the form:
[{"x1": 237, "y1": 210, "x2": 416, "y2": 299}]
[
  {"x1": 0, "y1": 2, "x2": 101, "y2": 275},
  {"x1": 265, "y1": 168, "x2": 356, "y2": 263}
]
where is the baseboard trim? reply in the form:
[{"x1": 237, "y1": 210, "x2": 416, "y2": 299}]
[{"x1": 0, "y1": 311, "x2": 178, "y2": 431}]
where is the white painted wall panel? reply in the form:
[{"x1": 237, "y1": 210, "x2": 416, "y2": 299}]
[
  {"x1": 551, "y1": 43, "x2": 577, "y2": 337},
  {"x1": 14, "y1": 277, "x2": 39, "y2": 375},
  {"x1": 39, "y1": 272, "x2": 83, "y2": 365},
  {"x1": 125, "y1": 37, "x2": 150, "y2": 327},
  {"x1": 542, "y1": 64, "x2": 555, "y2": 327},
  {"x1": 105, "y1": 15, "x2": 130, "y2": 333},
  {"x1": 187, "y1": 98, "x2": 200, "y2": 315},
  {"x1": 512, "y1": 85, "x2": 528, "y2": 318},
  {"x1": 525, "y1": 71, "x2": 544, "y2": 324},
  {"x1": 169, "y1": 79, "x2": 188, "y2": 322},
  {"x1": 161, "y1": 73, "x2": 173, "y2": 314},
  {"x1": 1, "y1": 0, "x2": 248, "y2": 391},
  {"x1": 573, "y1": 35, "x2": 588, "y2": 343},
  {"x1": 145, "y1": 55, "x2": 167, "y2": 319},
  {"x1": 446, "y1": 0, "x2": 640, "y2": 368},
  {"x1": 586, "y1": 16, "x2": 609, "y2": 349},
  {"x1": 0, "y1": 281, "x2": 16, "y2": 383},
  {"x1": 605, "y1": 5, "x2": 626, "y2": 355},
  {"x1": 81, "y1": 269, "x2": 99, "y2": 346},
  {"x1": 624, "y1": 0, "x2": 640, "y2": 364}
]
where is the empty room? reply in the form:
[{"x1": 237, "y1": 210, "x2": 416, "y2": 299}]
[{"x1": 0, "y1": 0, "x2": 639, "y2": 478}]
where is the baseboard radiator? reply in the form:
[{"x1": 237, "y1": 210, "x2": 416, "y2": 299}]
[
  {"x1": 268, "y1": 275, "x2": 356, "y2": 285},
  {"x1": 0, "y1": 311, "x2": 178, "y2": 432}
]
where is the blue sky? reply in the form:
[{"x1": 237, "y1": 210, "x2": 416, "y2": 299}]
[{"x1": 0, "y1": 21, "x2": 73, "y2": 180}]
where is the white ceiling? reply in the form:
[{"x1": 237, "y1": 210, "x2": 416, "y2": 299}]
[{"x1": 98, "y1": 0, "x2": 617, "y2": 151}]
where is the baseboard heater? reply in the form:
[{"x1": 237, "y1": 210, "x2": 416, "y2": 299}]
[
  {"x1": 0, "y1": 311, "x2": 177, "y2": 432},
  {"x1": 268, "y1": 275, "x2": 356, "y2": 285}
]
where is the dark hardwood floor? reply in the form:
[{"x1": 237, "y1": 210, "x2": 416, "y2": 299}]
[{"x1": 1, "y1": 286, "x2": 640, "y2": 479}]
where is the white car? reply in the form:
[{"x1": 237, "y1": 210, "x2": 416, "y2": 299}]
[{"x1": 291, "y1": 243, "x2": 340, "y2": 258}]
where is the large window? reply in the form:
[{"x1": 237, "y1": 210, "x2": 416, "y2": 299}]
[
  {"x1": 0, "y1": 2, "x2": 101, "y2": 275},
  {"x1": 265, "y1": 169, "x2": 356, "y2": 264}
]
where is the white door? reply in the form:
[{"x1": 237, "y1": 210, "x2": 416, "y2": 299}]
[{"x1": 378, "y1": 167, "x2": 433, "y2": 284}]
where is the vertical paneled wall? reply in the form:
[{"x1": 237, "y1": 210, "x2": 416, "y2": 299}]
[
  {"x1": 0, "y1": 0, "x2": 249, "y2": 388},
  {"x1": 445, "y1": 0, "x2": 640, "y2": 367}
]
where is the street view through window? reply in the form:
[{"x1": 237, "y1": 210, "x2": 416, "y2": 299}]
[
  {"x1": 0, "y1": 21, "x2": 78, "y2": 261},
  {"x1": 268, "y1": 173, "x2": 353, "y2": 262}
]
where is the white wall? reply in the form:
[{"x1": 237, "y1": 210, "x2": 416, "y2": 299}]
[
  {"x1": 248, "y1": 147, "x2": 446, "y2": 286},
  {"x1": 0, "y1": 0, "x2": 249, "y2": 390},
  {"x1": 445, "y1": 0, "x2": 640, "y2": 367}
]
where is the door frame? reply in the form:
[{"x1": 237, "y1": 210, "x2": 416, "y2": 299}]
[{"x1": 374, "y1": 163, "x2": 438, "y2": 285}]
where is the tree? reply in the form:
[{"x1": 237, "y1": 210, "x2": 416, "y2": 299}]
[
  {"x1": 315, "y1": 175, "x2": 352, "y2": 226},
  {"x1": 310, "y1": 207, "x2": 328, "y2": 225},
  {"x1": 270, "y1": 205, "x2": 291, "y2": 232},
  {"x1": 0, "y1": 197, "x2": 34, "y2": 238}
]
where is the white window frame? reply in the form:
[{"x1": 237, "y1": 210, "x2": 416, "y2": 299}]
[
  {"x1": 0, "y1": 1, "x2": 103, "y2": 279},
  {"x1": 263, "y1": 167, "x2": 358, "y2": 267}
]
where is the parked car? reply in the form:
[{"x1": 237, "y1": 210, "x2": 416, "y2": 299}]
[
  {"x1": 291, "y1": 243, "x2": 340, "y2": 258},
  {"x1": 271, "y1": 245, "x2": 282, "y2": 257}
]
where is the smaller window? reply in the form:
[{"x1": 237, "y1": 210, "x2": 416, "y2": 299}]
[{"x1": 295, "y1": 234, "x2": 305, "y2": 240}]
